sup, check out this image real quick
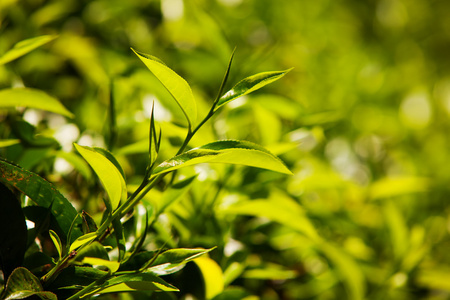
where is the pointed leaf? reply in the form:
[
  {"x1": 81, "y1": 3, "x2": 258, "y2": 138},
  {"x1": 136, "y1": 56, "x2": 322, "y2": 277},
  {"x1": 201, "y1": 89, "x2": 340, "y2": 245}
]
[
  {"x1": 69, "y1": 232, "x2": 97, "y2": 252},
  {"x1": 0, "y1": 158, "x2": 82, "y2": 243},
  {"x1": 148, "y1": 248, "x2": 214, "y2": 275},
  {"x1": 82, "y1": 257, "x2": 120, "y2": 273},
  {"x1": 132, "y1": 49, "x2": 197, "y2": 127},
  {"x1": 152, "y1": 140, "x2": 292, "y2": 176},
  {"x1": 49, "y1": 230, "x2": 63, "y2": 260},
  {"x1": 0, "y1": 35, "x2": 57, "y2": 65},
  {"x1": 74, "y1": 144, "x2": 126, "y2": 211},
  {"x1": 216, "y1": 68, "x2": 292, "y2": 111},
  {"x1": 0, "y1": 88, "x2": 74, "y2": 118}
]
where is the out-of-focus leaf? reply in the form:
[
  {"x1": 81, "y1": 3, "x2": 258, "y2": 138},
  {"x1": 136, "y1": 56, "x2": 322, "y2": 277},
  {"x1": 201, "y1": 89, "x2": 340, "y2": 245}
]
[
  {"x1": 416, "y1": 267, "x2": 450, "y2": 291},
  {"x1": 0, "y1": 35, "x2": 57, "y2": 65},
  {"x1": 0, "y1": 139, "x2": 20, "y2": 148},
  {"x1": 194, "y1": 256, "x2": 224, "y2": 300},
  {"x1": 222, "y1": 197, "x2": 318, "y2": 240},
  {"x1": 2, "y1": 267, "x2": 57, "y2": 300},
  {"x1": 69, "y1": 232, "x2": 97, "y2": 252},
  {"x1": 216, "y1": 69, "x2": 292, "y2": 111},
  {"x1": 211, "y1": 287, "x2": 253, "y2": 300},
  {"x1": 152, "y1": 140, "x2": 292, "y2": 176},
  {"x1": 383, "y1": 201, "x2": 409, "y2": 260},
  {"x1": 49, "y1": 230, "x2": 63, "y2": 260},
  {"x1": 0, "y1": 88, "x2": 73, "y2": 118},
  {"x1": 369, "y1": 177, "x2": 429, "y2": 199},
  {"x1": 132, "y1": 49, "x2": 197, "y2": 128},
  {"x1": 56, "y1": 151, "x2": 92, "y2": 180},
  {"x1": 0, "y1": 158, "x2": 81, "y2": 242},
  {"x1": 82, "y1": 257, "x2": 120, "y2": 273},
  {"x1": 156, "y1": 175, "x2": 196, "y2": 214},
  {"x1": 242, "y1": 266, "x2": 297, "y2": 280},
  {"x1": 0, "y1": 183, "x2": 27, "y2": 281},
  {"x1": 319, "y1": 242, "x2": 365, "y2": 300},
  {"x1": 74, "y1": 144, "x2": 126, "y2": 211},
  {"x1": 11, "y1": 120, "x2": 58, "y2": 147}
]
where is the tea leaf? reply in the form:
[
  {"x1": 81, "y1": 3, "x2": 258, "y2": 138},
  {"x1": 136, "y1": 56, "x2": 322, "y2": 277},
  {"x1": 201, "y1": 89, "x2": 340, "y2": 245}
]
[
  {"x1": 74, "y1": 144, "x2": 126, "y2": 211},
  {"x1": 3, "y1": 267, "x2": 57, "y2": 300},
  {"x1": 215, "y1": 69, "x2": 292, "y2": 111},
  {"x1": 194, "y1": 256, "x2": 224, "y2": 299},
  {"x1": 152, "y1": 140, "x2": 292, "y2": 176},
  {"x1": 0, "y1": 88, "x2": 74, "y2": 118},
  {"x1": 49, "y1": 230, "x2": 63, "y2": 260},
  {"x1": 69, "y1": 232, "x2": 97, "y2": 252},
  {"x1": 0, "y1": 35, "x2": 57, "y2": 65},
  {"x1": 132, "y1": 49, "x2": 197, "y2": 128}
]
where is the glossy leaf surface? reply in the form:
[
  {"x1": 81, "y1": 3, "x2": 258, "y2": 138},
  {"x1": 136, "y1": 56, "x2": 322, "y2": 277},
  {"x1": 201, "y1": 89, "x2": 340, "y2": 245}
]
[
  {"x1": 215, "y1": 68, "x2": 292, "y2": 111},
  {"x1": 2, "y1": 267, "x2": 57, "y2": 300},
  {"x1": 74, "y1": 144, "x2": 126, "y2": 211},
  {"x1": 49, "y1": 230, "x2": 63, "y2": 260},
  {"x1": 0, "y1": 158, "x2": 81, "y2": 242},
  {"x1": 152, "y1": 140, "x2": 292, "y2": 176},
  {"x1": 69, "y1": 232, "x2": 97, "y2": 252},
  {"x1": 82, "y1": 257, "x2": 120, "y2": 273},
  {"x1": 0, "y1": 35, "x2": 57, "y2": 65},
  {"x1": 0, "y1": 88, "x2": 74, "y2": 118},
  {"x1": 132, "y1": 49, "x2": 197, "y2": 127}
]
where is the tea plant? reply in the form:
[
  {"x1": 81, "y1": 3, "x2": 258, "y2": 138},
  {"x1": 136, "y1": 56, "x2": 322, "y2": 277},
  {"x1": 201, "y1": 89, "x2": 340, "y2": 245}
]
[{"x1": 0, "y1": 36, "x2": 291, "y2": 299}]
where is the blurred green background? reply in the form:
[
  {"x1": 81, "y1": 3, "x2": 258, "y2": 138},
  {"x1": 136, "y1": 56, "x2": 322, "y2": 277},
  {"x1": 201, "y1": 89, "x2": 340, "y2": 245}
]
[{"x1": 1, "y1": 0, "x2": 450, "y2": 299}]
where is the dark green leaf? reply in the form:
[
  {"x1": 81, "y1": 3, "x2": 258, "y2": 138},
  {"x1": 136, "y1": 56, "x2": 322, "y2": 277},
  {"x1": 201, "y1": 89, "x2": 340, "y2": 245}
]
[
  {"x1": 0, "y1": 158, "x2": 82, "y2": 243},
  {"x1": 0, "y1": 183, "x2": 27, "y2": 281},
  {"x1": 215, "y1": 68, "x2": 292, "y2": 111},
  {"x1": 11, "y1": 120, "x2": 58, "y2": 148},
  {"x1": 152, "y1": 140, "x2": 292, "y2": 176},
  {"x1": 2, "y1": 267, "x2": 57, "y2": 300}
]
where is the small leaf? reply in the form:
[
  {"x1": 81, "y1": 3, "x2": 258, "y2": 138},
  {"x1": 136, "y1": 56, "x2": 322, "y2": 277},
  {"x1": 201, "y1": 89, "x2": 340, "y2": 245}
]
[
  {"x1": 69, "y1": 232, "x2": 97, "y2": 252},
  {"x1": 0, "y1": 158, "x2": 82, "y2": 243},
  {"x1": 81, "y1": 211, "x2": 98, "y2": 234},
  {"x1": 148, "y1": 248, "x2": 214, "y2": 275},
  {"x1": 148, "y1": 102, "x2": 159, "y2": 167},
  {"x1": 215, "y1": 68, "x2": 292, "y2": 111},
  {"x1": 0, "y1": 88, "x2": 74, "y2": 118},
  {"x1": 74, "y1": 144, "x2": 126, "y2": 211},
  {"x1": 82, "y1": 257, "x2": 120, "y2": 273},
  {"x1": 0, "y1": 183, "x2": 27, "y2": 281},
  {"x1": 0, "y1": 139, "x2": 20, "y2": 148},
  {"x1": 152, "y1": 140, "x2": 292, "y2": 176},
  {"x1": 49, "y1": 230, "x2": 63, "y2": 260},
  {"x1": 132, "y1": 49, "x2": 197, "y2": 128},
  {"x1": 194, "y1": 256, "x2": 224, "y2": 300},
  {"x1": 2, "y1": 267, "x2": 57, "y2": 300},
  {"x1": 0, "y1": 35, "x2": 57, "y2": 65}
]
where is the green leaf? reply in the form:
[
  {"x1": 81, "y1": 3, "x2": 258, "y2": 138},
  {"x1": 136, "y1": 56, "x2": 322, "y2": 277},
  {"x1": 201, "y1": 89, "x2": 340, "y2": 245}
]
[
  {"x1": 92, "y1": 147, "x2": 126, "y2": 180},
  {"x1": 0, "y1": 183, "x2": 27, "y2": 281},
  {"x1": 148, "y1": 102, "x2": 160, "y2": 167},
  {"x1": 132, "y1": 49, "x2": 197, "y2": 128},
  {"x1": 0, "y1": 88, "x2": 74, "y2": 118},
  {"x1": 0, "y1": 139, "x2": 20, "y2": 148},
  {"x1": 74, "y1": 144, "x2": 126, "y2": 211},
  {"x1": 152, "y1": 140, "x2": 292, "y2": 176},
  {"x1": 0, "y1": 158, "x2": 82, "y2": 243},
  {"x1": 148, "y1": 248, "x2": 214, "y2": 275},
  {"x1": 156, "y1": 175, "x2": 196, "y2": 214},
  {"x1": 56, "y1": 151, "x2": 92, "y2": 180},
  {"x1": 0, "y1": 35, "x2": 57, "y2": 65},
  {"x1": 194, "y1": 256, "x2": 224, "y2": 300},
  {"x1": 82, "y1": 257, "x2": 120, "y2": 273},
  {"x1": 2, "y1": 267, "x2": 57, "y2": 300},
  {"x1": 69, "y1": 232, "x2": 97, "y2": 252},
  {"x1": 215, "y1": 68, "x2": 292, "y2": 111},
  {"x1": 49, "y1": 230, "x2": 63, "y2": 261},
  {"x1": 83, "y1": 273, "x2": 178, "y2": 297},
  {"x1": 11, "y1": 120, "x2": 58, "y2": 148}
]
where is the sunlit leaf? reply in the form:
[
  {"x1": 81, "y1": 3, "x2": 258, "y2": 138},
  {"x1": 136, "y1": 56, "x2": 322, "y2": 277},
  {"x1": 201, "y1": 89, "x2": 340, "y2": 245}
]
[
  {"x1": 132, "y1": 49, "x2": 197, "y2": 128},
  {"x1": 149, "y1": 248, "x2": 214, "y2": 273},
  {"x1": 2, "y1": 267, "x2": 57, "y2": 300},
  {"x1": 0, "y1": 158, "x2": 82, "y2": 243},
  {"x1": 82, "y1": 257, "x2": 120, "y2": 273},
  {"x1": 69, "y1": 232, "x2": 97, "y2": 252},
  {"x1": 152, "y1": 140, "x2": 292, "y2": 176},
  {"x1": 49, "y1": 230, "x2": 63, "y2": 260},
  {"x1": 243, "y1": 266, "x2": 297, "y2": 280},
  {"x1": 215, "y1": 68, "x2": 292, "y2": 111},
  {"x1": 0, "y1": 88, "x2": 74, "y2": 118},
  {"x1": 0, "y1": 35, "x2": 57, "y2": 65},
  {"x1": 74, "y1": 144, "x2": 126, "y2": 211},
  {"x1": 369, "y1": 177, "x2": 429, "y2": 199},
  {"x1": 194, "y1": 256, "x2": 224, "y2": 300},
  {"x1": 0, "y1": 139, "x2": 20, "y2": 148}
]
